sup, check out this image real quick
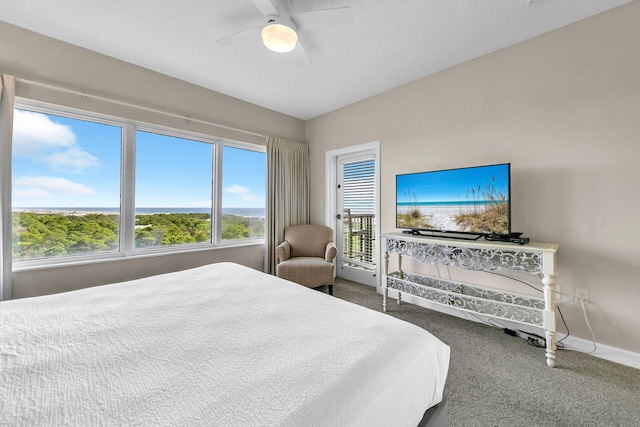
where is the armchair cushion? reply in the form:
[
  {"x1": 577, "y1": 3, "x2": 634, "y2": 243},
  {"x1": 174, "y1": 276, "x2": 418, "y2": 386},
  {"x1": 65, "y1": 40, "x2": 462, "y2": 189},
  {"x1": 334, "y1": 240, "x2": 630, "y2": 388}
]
[
  {"x1": 284, "y1": 225, "x2": 333, "y2": 259},
  {"x1": 276, "y1": 257, "x2": 335, "y2": 288}
]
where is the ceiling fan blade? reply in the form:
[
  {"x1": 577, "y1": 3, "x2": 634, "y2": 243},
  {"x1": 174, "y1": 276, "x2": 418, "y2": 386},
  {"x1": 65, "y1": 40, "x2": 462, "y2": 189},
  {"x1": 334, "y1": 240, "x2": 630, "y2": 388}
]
[
  {"x1": 252, "y1": 0, "x2": 279, "y2": 17},
  {"x1": 292, "y1": 7, "x2": 353, "y2": 30},
  {"x1": 215, "y1": 26, "x2": 261, "y2": 47},
  {"x1": 296, "y1": 40, "x2": 311, "y2": 65}
]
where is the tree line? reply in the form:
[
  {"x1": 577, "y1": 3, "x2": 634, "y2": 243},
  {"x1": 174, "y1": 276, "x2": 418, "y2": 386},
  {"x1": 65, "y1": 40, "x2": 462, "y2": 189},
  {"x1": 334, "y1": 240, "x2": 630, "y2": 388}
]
[{"x1": 12, "y1": 212, "x2": 265, "y2": 260}]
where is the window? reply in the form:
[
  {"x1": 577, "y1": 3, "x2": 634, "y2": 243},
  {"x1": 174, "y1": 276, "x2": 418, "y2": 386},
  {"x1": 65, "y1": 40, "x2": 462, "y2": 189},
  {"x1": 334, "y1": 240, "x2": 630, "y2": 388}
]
[
  {"x1": 12, "y1": 108, "x2": 122, "y2": 261},
  {"x1": 11, "y1": 101, "x2": 266, "y2": 266},
  {"x1": 135, "y1": 130, "x2": 213, "y2": 249},
  {"x1": 221, "y1": 146, "x2": 266, "y2": 241}
]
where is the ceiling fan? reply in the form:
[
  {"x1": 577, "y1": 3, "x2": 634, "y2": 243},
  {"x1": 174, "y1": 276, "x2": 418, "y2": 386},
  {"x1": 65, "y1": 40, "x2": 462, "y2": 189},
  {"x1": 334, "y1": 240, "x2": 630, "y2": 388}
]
[{"x1": 216, "y1": 0, "x2": 353, "y2": 58}]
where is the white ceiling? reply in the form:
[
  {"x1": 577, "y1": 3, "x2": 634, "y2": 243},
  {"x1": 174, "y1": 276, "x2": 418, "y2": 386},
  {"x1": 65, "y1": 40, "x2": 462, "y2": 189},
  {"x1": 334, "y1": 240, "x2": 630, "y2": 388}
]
[{"x1": 1, "y1": 0, "x2": 633, "y2": 120}]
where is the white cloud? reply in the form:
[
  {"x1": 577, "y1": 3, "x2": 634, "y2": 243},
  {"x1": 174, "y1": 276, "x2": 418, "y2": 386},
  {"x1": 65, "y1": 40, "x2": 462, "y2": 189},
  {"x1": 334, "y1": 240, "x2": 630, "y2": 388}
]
[
  {"x1": 12, "y1": 110, "x2": 76, "y2": 155},
  {"x1": 225, "y1": 184, "x2": 257, "y2": 201},
  {"x1": 45, "y1": 147, "x2": 101, "y2": 172},
  {"x1": 226, "y1": 184, "x2": 250, "y2": 195},
  {"x1": 14, "y1": 176, "x2": 96, "y2": 196},
  {"x1": 13, "y1": 110, "x2": 101, "y2": 173}
]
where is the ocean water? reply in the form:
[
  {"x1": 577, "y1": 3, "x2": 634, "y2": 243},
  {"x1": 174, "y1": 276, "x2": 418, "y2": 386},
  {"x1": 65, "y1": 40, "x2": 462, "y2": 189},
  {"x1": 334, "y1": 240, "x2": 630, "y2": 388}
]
[
  {"x1": 396, "y1": 200, "x2": 505, "y2": 213},
  {"x1": 14, "y1": 207, "x2": 265, "y2": 217},
  {"x1": 396, "y1": 201, "x2": 493, "y2": 208}
]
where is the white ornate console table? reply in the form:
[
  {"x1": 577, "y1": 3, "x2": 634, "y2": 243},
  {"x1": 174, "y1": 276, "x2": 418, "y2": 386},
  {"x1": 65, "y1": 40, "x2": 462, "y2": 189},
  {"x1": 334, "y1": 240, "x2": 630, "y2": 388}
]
[{"x1": 382, "y1": 233, "x2": 559, "y2": 367}]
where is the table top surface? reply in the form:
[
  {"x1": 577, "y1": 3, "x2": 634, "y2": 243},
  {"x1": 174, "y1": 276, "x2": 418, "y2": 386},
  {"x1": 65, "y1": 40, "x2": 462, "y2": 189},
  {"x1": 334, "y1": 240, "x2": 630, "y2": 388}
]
[{"x1": 382, "y1": 232, "x2": 559, "y2": 253}]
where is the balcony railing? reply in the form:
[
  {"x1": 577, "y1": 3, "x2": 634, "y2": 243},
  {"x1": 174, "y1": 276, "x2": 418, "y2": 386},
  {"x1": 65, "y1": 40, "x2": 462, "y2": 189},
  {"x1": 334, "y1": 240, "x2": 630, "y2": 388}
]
[{"x1": 342, "y1": 209, "x2": 376, "y2": 269}]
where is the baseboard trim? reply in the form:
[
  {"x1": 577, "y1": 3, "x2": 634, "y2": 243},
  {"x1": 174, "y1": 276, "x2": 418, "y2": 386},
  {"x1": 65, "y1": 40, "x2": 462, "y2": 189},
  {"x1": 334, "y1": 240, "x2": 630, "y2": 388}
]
[
  {"x1": 381, "y1": 287, "x2": 640, "y2": 370},
  {"x1": 556, "y1": 334, "x2": 640, "y2": 370}
]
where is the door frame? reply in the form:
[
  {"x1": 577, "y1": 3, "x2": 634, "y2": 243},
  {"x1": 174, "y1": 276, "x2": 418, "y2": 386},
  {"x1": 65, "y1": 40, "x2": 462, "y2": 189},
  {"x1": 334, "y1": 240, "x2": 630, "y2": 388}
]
[{"x1": 325, "y1": 141, "x2": 381, "y2": 288}]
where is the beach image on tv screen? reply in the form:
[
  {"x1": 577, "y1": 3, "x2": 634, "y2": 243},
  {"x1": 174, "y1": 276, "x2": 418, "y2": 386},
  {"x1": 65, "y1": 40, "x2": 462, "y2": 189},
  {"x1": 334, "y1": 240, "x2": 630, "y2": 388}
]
[{"x1": 396, "y1": 164, "x2": 510, "y2": 235}]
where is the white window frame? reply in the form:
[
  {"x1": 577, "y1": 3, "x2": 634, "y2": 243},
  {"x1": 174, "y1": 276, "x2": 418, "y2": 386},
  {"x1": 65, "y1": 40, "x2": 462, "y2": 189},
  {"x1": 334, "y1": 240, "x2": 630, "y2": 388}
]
[
  {"x1": 12, "y1": 98, "x2": 266, "y2": 271},
  {"x1": 216, "y1": 141, "x2": 267, "y2": 246}
]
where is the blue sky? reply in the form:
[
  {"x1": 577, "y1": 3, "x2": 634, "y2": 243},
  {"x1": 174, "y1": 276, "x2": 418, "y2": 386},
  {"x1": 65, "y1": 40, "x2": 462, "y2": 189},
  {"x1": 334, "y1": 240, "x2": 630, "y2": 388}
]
[
  {"x1": 396, "y1": 164, "x2": 509, "y2": 203},
  {"x1": 12, "y1": 109, "x2": 266, "y2": 208}
]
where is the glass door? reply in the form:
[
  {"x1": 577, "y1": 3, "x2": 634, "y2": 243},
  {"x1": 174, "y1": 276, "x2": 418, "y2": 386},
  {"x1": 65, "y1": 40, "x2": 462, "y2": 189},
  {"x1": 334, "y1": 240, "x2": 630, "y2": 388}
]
[{"x1": 336, "y1": 155, "x2": 377, "y2": 286}]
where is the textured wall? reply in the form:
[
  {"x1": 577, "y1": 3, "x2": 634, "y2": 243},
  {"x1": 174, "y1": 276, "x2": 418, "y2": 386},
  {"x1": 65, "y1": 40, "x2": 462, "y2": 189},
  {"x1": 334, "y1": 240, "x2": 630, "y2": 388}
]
[
  {"x1": 306, "y1": 2, "x2": 640, "y2": 354},
  {"x1": 1, "y1": 21, "x2": 305, "y2": 298}
]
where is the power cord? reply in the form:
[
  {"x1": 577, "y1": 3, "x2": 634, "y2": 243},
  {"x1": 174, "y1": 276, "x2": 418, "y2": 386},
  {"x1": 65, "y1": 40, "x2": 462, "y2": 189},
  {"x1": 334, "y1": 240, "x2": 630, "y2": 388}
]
[
  {"x1": 579, "y1": 299, "x2": 597, "y2": 354},
  {"x1": 438, "y1": 267, "x2": 598, "y2": 353},
  {"x1": 483, "y1": 270, "x2": 571, "y2": 337},
  {"x1": 555, "y1": 292, "x2": 597, "y2": 354},
  {"x1": 490, "y1": 271, "x2": 598, "y2": 354},
  {"x1": 437, "y1": 266, "x2": 510, "y2": 330},
  {"x1": 454, "y1": 269, "x2": 578, "y2": 350},
  {"x1": 502, "y1": 327, "x2": 547, "y2": 348},
  {"x1": 556, "y1": 306, "x2": 569, "y2": 348},
  {"x1": 441, "y1": 267, "x2": 554, "y2": 346}
]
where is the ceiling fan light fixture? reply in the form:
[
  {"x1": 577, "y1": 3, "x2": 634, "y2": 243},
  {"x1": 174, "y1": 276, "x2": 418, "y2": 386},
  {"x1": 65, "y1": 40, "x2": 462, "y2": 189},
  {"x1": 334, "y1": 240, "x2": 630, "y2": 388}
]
[{"x1": 261, "y1": 22, "x2": 298, "y2": 53}]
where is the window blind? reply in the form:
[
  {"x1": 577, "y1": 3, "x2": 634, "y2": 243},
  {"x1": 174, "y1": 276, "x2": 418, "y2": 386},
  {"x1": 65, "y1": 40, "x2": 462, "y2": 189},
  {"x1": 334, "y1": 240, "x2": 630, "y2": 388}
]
[{"x1": 341, "y1": 158, "x2": 376, "y2": 269}]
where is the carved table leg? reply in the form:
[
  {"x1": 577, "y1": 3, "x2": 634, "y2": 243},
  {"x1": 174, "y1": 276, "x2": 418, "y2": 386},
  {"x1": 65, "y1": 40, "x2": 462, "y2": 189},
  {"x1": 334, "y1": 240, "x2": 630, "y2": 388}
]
[
  {"x1": 396, "y1": 254, "x2": 403, "y2": 305},
  {"x1": 542, "y1": 274, "x2": 558, "y2": 367},
  {"x1": 383, "y1": 251, "x2": 389, "y2": 312},
  {"x1": 383, "y1": 286, "x2": 388, "y2": 313}
]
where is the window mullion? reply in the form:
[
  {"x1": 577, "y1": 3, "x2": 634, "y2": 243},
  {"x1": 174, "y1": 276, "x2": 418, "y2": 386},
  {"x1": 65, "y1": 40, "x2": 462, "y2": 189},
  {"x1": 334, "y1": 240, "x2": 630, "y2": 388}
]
[
  {"x1": 121, "y1": 123, "x2": 136, "y2": 256},
  {"x1": 212, "y1": 142, "x2": 222, "y2": 245}
]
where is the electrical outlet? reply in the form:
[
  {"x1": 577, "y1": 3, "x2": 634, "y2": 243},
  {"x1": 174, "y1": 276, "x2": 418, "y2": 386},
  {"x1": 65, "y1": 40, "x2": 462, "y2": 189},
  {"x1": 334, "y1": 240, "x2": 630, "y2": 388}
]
[{"x1": 575, "y1": 289, "x2": 589, "y2": 304}]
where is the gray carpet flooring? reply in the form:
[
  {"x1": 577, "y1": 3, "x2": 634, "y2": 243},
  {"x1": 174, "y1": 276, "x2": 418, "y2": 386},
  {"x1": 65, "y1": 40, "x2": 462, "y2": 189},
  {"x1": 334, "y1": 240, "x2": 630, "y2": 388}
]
[{"x1": 332, "y1": 278, "x2": 640, "y2": 427}]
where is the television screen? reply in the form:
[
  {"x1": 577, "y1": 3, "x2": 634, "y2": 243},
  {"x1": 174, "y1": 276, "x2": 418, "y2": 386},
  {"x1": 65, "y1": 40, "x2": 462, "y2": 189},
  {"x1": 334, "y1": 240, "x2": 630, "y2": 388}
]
[{"x1": 396, "y1": 163, "x2": 510, "y2": 236}]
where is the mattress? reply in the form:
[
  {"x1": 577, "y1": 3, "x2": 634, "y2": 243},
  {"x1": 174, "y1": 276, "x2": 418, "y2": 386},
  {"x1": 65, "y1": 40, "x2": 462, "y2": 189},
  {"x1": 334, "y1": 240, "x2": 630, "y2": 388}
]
[{"x1": 1, "y1": 262, "x2": 449, "y2": 426}]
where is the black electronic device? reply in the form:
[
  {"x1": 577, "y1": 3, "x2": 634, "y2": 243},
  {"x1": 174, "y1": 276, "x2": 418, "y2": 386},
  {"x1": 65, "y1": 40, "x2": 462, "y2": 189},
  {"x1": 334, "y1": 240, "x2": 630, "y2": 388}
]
[{"x1": 484, "y1": 233, "x2": 529, "y2": 245}]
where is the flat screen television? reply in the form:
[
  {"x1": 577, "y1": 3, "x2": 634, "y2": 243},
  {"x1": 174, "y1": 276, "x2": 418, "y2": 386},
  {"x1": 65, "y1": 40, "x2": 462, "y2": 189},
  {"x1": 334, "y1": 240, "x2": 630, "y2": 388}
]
[{"x1": 396, "y1": 163, "x2": 511, "y2": 238}]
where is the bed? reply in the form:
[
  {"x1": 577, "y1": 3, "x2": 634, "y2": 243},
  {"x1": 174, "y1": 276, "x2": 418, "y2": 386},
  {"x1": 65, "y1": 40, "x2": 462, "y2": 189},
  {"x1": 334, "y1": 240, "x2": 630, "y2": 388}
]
[{"x1": 1, "y1": 262, "x2": 450, "y2": 426}]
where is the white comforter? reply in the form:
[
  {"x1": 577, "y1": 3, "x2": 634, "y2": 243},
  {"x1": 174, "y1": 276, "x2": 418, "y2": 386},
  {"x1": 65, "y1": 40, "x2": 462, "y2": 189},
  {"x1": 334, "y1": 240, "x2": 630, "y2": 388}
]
[{"x1": 1, "y1": 262, "x2": 449, "y2": 426}]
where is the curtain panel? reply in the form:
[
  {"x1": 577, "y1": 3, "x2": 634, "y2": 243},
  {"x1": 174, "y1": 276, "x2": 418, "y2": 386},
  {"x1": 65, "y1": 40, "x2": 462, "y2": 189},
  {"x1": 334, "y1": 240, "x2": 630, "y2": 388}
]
[
  {"x1": 266, "y1": 136, "x2": 310, "y2": 274},
  {"x1": 0, "y1": 74, "x2": 15, "y2": 301}
]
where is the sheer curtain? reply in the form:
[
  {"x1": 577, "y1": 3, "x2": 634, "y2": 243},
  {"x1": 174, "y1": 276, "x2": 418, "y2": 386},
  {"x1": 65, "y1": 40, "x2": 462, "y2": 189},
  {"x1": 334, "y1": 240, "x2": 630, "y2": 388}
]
[
  {"x1": 0, "y1": 74, "x2": 15, "y2": 301},
  {"x1": 265, "y1": 136, "x2": 310, "y2": 274}
]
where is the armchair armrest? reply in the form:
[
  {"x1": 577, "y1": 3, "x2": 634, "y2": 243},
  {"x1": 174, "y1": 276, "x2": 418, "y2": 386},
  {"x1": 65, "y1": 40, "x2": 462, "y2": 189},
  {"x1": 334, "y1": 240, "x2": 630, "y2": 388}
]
[
  {"x1": 325, "y1": 241, "x2": 337, "y2": 263},
  {"x1": 276, "y1": 241, "x2": 291, "y2": 263}
]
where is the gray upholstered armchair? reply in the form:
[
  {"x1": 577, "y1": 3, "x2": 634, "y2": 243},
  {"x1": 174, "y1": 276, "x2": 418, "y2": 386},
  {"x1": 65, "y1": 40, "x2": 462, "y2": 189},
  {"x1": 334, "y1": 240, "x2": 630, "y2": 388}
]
[{"x1": 276, "y1": 224, "x2": 337, "y2": 295}]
